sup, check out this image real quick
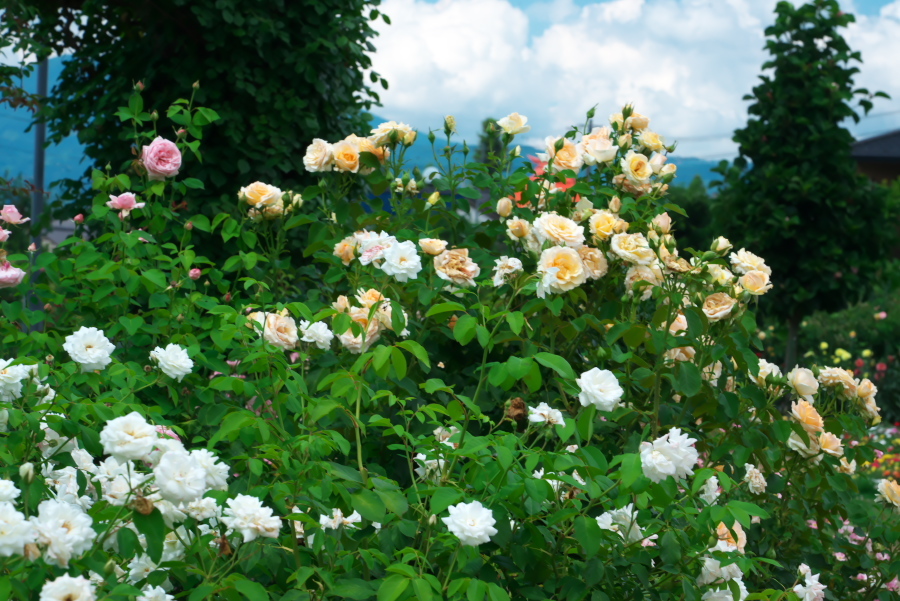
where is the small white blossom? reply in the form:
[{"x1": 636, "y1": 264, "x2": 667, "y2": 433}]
[
  {"x1": 743, "y1": 464, "x2": 766, "y2": 495},
  {"x1": 30, "y1": 499, "x2": 96, "y2": 567},
  {"x1": 576, "y1": 367, "x2": 624, "y2": 412},
  {"x1": 0, "y1": 479, "x2": 20, "y2": 502},
  {"x1": 442, "y1": 500, "x2": 498, "y2": 546},
  {"x1": 639, "y1": 428, "x2": 699, "y2": 483},
  {"x1": 153, "y1": 450, "x2": 207, "y2": 504},
  {"x1": 379, "y1": 240, "x2": 422, "y2": 282},
  {"x1": 700, "y1": 476, "x2": 720, "y2": 505},
  {"x1": 100, "y1": 412, "x2": 158, "y2": 461},
  {"x1": 62, "y1": 327, "x2": 115, "y2": 372},
  {"x1": 528, "y1": 402, "x2": 566, "y2": 426},
  {"x1": 596, "y1": 503, "x2": 643, "y2": 543},
  {"x1": 149, "y1": 344, "x2": 193, "y2": 382},
  {"x1": 299, "y1": 321, "x2": 334, "y2": 350},
  {"x1": 39, "y1": 575, "x2": 96, "y2": 601},
  {"x1": 0, "y1": 358, "x2": 29, "y2": 403},
  {"x1": 137, "y1": 585, "x2": 174, "y2": 601},
  {"x1": 0, "y1": 501, "x2": 36, "y2": 556},
  {"x1": 319, "y1": 508, "x2": 362, "y2": 530},
  {"x1": 221, "y1": 494, "x2": 281, "y2": 542},
  {"x1": 492, "y1": 256, "x2": 523, "y2": 287}
]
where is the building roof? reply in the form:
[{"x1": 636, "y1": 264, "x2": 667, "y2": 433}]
[{"x1": 852, "y1": 129, "x2": 900, "y2": 161}]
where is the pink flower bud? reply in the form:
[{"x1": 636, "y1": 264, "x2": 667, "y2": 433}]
[
  {"x1": 185, "y1": 221, "x2": 193, "y2": 230},
  {"x1": 27, "y1": 243, "x2": 36, "y2": 252},
  {"x1": 74, "y1": 214, "x2": 84, "y2": 224},
  {"x1": 225, "y1": 293, "x2": 232, "y2": 302},
  {"x1": 189, "y1": 268, "x2": 201, "y2": 280}
]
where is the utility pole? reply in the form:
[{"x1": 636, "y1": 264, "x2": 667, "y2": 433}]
[{"x1": 29, "y1": 58, "x2": 49, "y2": 330}]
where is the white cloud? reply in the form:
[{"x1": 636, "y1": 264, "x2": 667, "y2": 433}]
[{"x1": 371, "y1": 0, "x2": 900, "y2": 159}]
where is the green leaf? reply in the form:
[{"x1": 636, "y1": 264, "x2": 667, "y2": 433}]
[
  {"x1": 412, "y1": 579, "x2": 434, "y2": 601},
  {"x1": 426, "y1": 302, "x2": 465, "y2": 317},
  {"x1": 189, "y1": 584, "x2": 216, "y2": 601},
  {"x1": 534, "y1": 352, "x2": 576, "y2": 380},
  {"x1": 505, "y1": 311, "x2": 524, "y2": 335},
  {"x1": 454, "y1": 314, "x2": 478, "y2": 345},
  {"x1": 118, "y1": 315, "x2": 145, "y2": 336},
  {"x1": 352, "y1": 489, "x2": 386, "y2": 522},
  {"x1": 430, "y1": 487, "x2": 463, "y2": 514},
  {"x1": 132, "y1": 508, "x2": 166, "y2": 563},
  {"x1": 676, "y1": 362, "x2": 703, "y2": 397},
  {"x1": 660, "y1": 531, "x2": 681, "y2": 567},
  {"x1": 234, "y1": 578, "x2": 270, "y2": 601},
  {"x1": 377, "y1": 575, "x2": 410, "y2": 601},
  {"x1": 141, "y1": 269, "x2": 168, "y2": 291},
  {"x1": 574, "y1": 516, "x2": 602, "y2": 557},
  {"x1": 398, "y1": 340, "x2": 431, "y2": 370}
]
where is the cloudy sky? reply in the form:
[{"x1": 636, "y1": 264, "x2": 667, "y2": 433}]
[{"x1": 369, "y1": 0, "x2": 900, "y2": 159}]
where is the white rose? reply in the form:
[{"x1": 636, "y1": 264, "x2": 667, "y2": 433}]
[
  {"x1": 221, "y1": 494, "x2": 282, "y2": 543},
  {"x1": 303, "y1": 139, "x2": 334, "y2": 173},
  {"x1": 63, "y1": 327, "x2": 116, "y2": 372},
  {"x1": 100, "y1": 412, "x2": 158, "y2": 461},
  {"x1": 442, "y1": 501, "x2": 498, "y2": 546},
  {"x1": 153, "y1": 450, "x2": 207, "y2": 504},
  {"x1": 149, "y1": 344, "x2": 193, "y2": 382},
  {"x1": 611, "y1": 233, "x2": 655, "y2": 265},
  {"x1": 532, "y1": 213, "x2": 585, "y2": 248},
  {"x1": 379, "y1": 240, "x2": 422, "y2": 282},
  {"x1": 299, "y1": 320, "x2": 334, "y2": 350},
  {"x1": 576, "y1": 368, "x2": 624, "y2": 412},
  {"x1": 620, "y1": 150, "x2": 653, "y2": 184},
  {"x1": 786, "y1": 366, "x2": 818, "y2": 402},
  {"x1": 497, "y1": 113, "x2": 531, "y2": 135}
]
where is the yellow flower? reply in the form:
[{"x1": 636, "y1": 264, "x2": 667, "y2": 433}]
[
  {"x1": 862, "y1": 349, "x2": 873, "y2": 358},
  {"x1": 819, "y1": 342, "x2": 829, "y2": 351},
  {"x1": 835, "y1": 348, "x2": 852, "y2": 362},
  {"x1": 850, "y1": 331, "x2": 857, "y2": 338}
]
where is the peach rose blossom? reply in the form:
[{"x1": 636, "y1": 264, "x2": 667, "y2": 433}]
[
  {"x1": 702, "y1": 293, "x2": 736, "y2": 322},
  {"x1": 418, "y1": 239, "x2": 448, "y2": 256},
  {"x1": 434, "y1": 249, "x2": 480, "y2": 288},
  {"x1": 791, "y1": 399, "x2": 824, "y2": 434},
  {"x1": 536, "y1": 247, "x2": 586, "y2": 298},
  {"x1": 303, "y1": 139, "x2": 334, "y2": 172}
]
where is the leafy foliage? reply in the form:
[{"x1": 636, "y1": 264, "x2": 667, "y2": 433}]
[{"x1": 712, "y1": 0, "x2": 898, "y2": 325}]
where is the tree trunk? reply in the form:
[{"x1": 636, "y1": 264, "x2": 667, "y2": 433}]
[{"x1": 784, "y1": 314, "x2": 801, "y2": 372}]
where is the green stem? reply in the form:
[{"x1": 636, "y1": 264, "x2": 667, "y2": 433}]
[{"x1": 442, "y1": 546, "x2": 461, "y2": 591}]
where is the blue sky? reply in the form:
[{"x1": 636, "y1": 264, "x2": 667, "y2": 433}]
[{"x1": 370, "y1": 0, "x2": 900, "y2": 159}]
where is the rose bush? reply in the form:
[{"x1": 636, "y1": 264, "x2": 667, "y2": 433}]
[{"x1": 0, "y1": 91, "x2": 898, "y2": 601}]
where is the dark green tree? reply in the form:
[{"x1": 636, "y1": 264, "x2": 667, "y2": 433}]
[
  {"x1": 1, "y1": 0, "x2": 388, "y2": 216},
  {"x1": 712, "y1": 0, "x2": 898, "y2": 367},
  {"x1": 475, "y1": 117, "x2": 503, "y2": 167}
]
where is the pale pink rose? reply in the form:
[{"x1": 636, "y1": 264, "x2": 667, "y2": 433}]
[
  {"x1": 107, "y1": 193, "x2": 146, "y2": 218},
  {"x1": 73, "y1": 214, "x2": 84, "y2": 224},
  {"x1": 141, "y1": 137, "x2": 182, "y2": 181},
  {"x1": 887, "y1": 578, "x2": 899, "y2": 592},
  {"x1": 0, "y1": 227, "x2": 9, "y2": 241},
  {"x1": 0, "y1": 205, "x2": 29, "y2": 224},
  {"x1": 0, "y1": 261, "x2": 26, "y2": 288},
  {"x1": 189, "y1": 268, "x2": 202, "y2": 280}
]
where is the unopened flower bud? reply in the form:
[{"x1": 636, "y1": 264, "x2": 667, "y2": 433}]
[
  {"x1": 43, "y1": 303, "x2": 53, "y2": 311},
  {"x1": 427, "y1": 191, "x2": 441, "y2": 206},
  {"x1": 403, "y1": 130, "x2": 417, "y2": 146},
  {"x1": 104, "y1": 558, "x2": 118, "y2": 575},
  {"x1": 184, "y1": 221, "x2": 193, "y2": 231},
  {"x1": 711, "y1": 236, "x2": 732, "y2": 254},
  {"x1": 134, "y1": 81, "x2": 145, "y2": 92},
  {"x1": 224, "y1": 293, "x2": 232, "y2": 302},
  {"x1": 608, "y1": 196, "x2": 622, "y2": 212},
  {"x1": 27, "y1": 243, "x2": 36, "y2": 252},
  {"x1": 651, "y1": 212, "x2": 672, "y2": 234},
  {"x1": 618, "y1": 133, "x2": 632, "y2": 149},
  {"x1": 428, "y1": 514, "x2": 438, "y2": 525},
  {"x1": 512, "y1": 145, "x2": 521, "y2": 158},
  {"x1": 192, "y1": 81, "x2": 200, "y2": 90},
  {"x1": 554, "y1": 138, "x2": 566, "y2": 152},
  {"x1": 20, "y1": 462, "x2": 34, "y2": 483},
  {"x1": 144, "y1": 365, "x2": 154, "y2": 373},
  {"x1": 150, "y1": 110, "x2": 159, "y2": 122},
  {"x1": 176, "y1": 128, "x2": 187, "y2": 139},
  {"x1": 428, "y1": 131, "x2": 436, "y2": 144},
  {"x1": 496, "y1": 198, "x2": 513, "y2": 218},
  {"x1": 448, "y1": 315, "x2": 459, "y2": 330},
  {"x1": 73, "y1": 214, "x2": 84, "y2": 224}
]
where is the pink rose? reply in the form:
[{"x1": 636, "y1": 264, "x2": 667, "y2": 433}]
[
  {"x1": 73, "y1": 214, "x2": 84, "y2": 224},
  {"x1": 107, "y1": 193, "x2": 146, "y2": 218},
  {"x1": 0, "y1": 227, "x2": 9, "y2": 242},
  {"x1": 189, "y1": 268, "x2": 201, "y2": 280},
  {"x1": 0, "y1": 205, "x2": 30, "y2": 225},
  {"x1": 0, "y1": 261, "x2": 26, "y2": 288},
  {"x1": 141, "y1": 136, "x2": 182, "y2": 181}
]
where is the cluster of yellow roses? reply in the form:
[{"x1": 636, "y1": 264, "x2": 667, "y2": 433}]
[
  {"x1": 302, "y1": 121, "x2": 416, "y2": 174},
  {"x1": 237, "y1": 182, "x2": 303, "y2": 221}
]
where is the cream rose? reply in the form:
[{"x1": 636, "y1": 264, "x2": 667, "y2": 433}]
[
  {"x1": 625, "y1": 112, "x2": 650, "y2": 130},
  {"x1": 506, "y1": 218, "x2": 531, "y2": 240},
  {"x1": 577, "y1": 247, "x2": 608, "y2": 279},
  {"x1": 651, "y1": 212, "x2": 672, "y2": 234},
  {"x1": 638, "y1": 130, "x2": 665, "y2": 152},
  {"x1": 497, "y1": 113, "x2": 531, "y2": 135},
  {"x1": 545, "y1": 136, "x2": 584, "y2": 173},
  {"x1": 303, "y1": 138, "x2": 334, "y2": 172},
  {"x1": 625, "y1": 264, "x2": 663, "y2": 300},
  {"x1": 620, "y1": 150, "x2": 653, "y2": 185},
  {"x1": 787, "y1": 366, "x2": 819, "y2": 402},
  {"x1": 334, "y1": 236, "x2": 357, "y2": 266},
  {"x1": 369, "y1": 121, "x2": 414, "y2": 147},
  {"x1": 707, "y1": 264, "x2": 734, "y2": 286},
  {"x1": 332, "y1": 140, "x2": 361, "y2": 173},
  {"x1": 711, "y1": 237, "x2": 732, "y2": 253},
  {"x1": 588, "y1": 210, "x2": 619, "y2": 241},
  {"x1": 418, "y1": 239, "x2": 448, "y2": 256},
  {"x1": 532, "y1": 213, "x2": 585, "y2": 248},
  {"x1": 818, "y1": 367, "x2": 858, "y2": 398},
  {"x1": 819, "y1": 432, "x2": 843, "y2": 458},
  {"x1": 791, "y1": 400, "x2": 824, "y2": 434},
  {"x1": 610, "y1": 233, "x2": 655, "y2": 265},
  {"x1": 248, "y1": 311, "x2": 299, "y2": 351},
  {"x1": 434, "y1": 249, "x2": 480, "y2": 287},
  {"x1": 536, "y1": 247, "x2": 586, "y2": 298},
  {"x1": 740, "y1": 270, "x2": 773, "y2": 295},
  {"x1": 239, "y1": 182, "x2": 283, "y2": 208},
  {"x1": 729, "y1": 248, "x2": 771, "y2": 276},
  {"x1": 496, "y1": 198, "x2": 513, "y2": 218},
  {"x1": 857, "y1": 378, "x2": 877, "y2": 402},
  {"x1": 582, "y1": 127, "x2": 618, "y2": 165},
  {"x1": 702, "y1": 292, "x2": 736, "y2": 322}
]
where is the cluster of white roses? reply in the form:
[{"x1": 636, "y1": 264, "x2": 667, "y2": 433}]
[
  {"x1": 333, "y1": 230, "x2": 423, "y2": 282},
  {"x1": 0, "y1": 411, "x2": 282, "y2": 600},
  {"x1": 237, "y1": 181, "x2": 303, "y2": 221},
  {"x1": 61, "y1": 327, "x2": 194, "y2": 382},
  {"x1": 331, "y1": 288, "x2": 409, "y2": 354},
  {"x1": 303, "y1": 120, "x2": 414, "y2": 174}
]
